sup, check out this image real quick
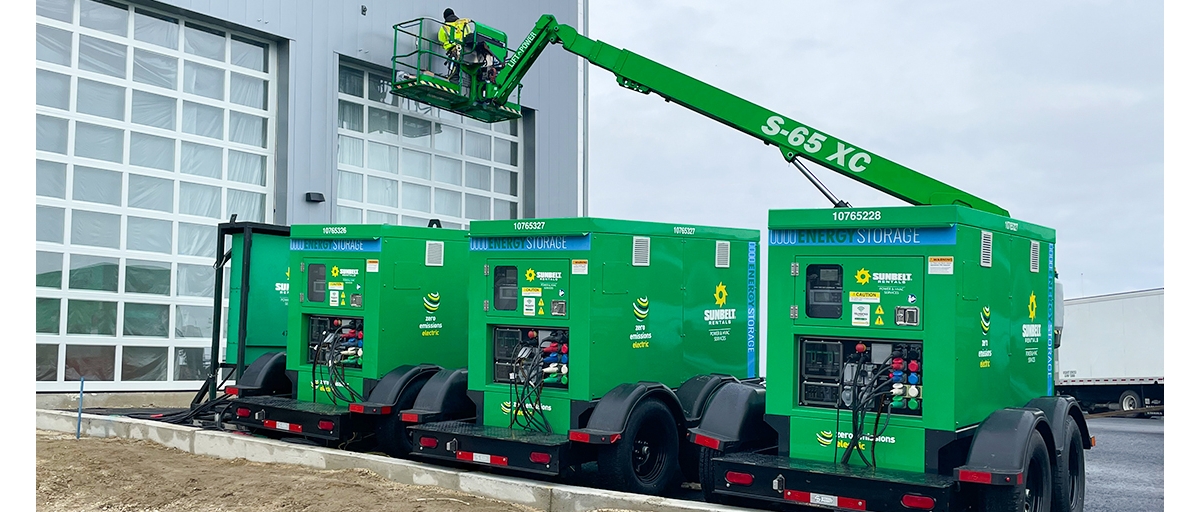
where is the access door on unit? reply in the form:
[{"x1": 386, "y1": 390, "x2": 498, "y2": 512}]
[
  {"x1": 488, "y1": 259, "x2": 572, "y2": 320},
  {"x1": 794, "y1": 256, "x2": 925, "y2": 330},
  {"x1": 302, "y1": 258, "x2": 367, "y2": 310}
]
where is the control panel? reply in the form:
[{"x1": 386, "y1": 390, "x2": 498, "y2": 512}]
[
  {"x1": 493, "y1": 326, "x2": 569, "y2": 389},
  {"x1": 307, "y1": 315, "x2": 365, "y2": 369},
  {"x1": 799, "y1": 337, "x2": 923, "y2": 415}
]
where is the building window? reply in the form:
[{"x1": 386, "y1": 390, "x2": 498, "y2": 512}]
[
  {"x1": 35, "y1": 0, "x2": 276, "y2": 391},
  {"x1": 334, "y1": 61, "x2": 523, "y2": 228}
]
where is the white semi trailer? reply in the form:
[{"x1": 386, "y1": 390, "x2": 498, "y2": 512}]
[{"x1": 1056, "y1": 287, "x2": 1164, "y2": 413}]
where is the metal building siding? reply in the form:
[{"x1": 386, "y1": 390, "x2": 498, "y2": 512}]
[{"x1": 156, "y1": 0, "x2": 585, "y2": 223}]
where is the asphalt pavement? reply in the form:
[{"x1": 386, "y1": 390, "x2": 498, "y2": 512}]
[{"x1": 1082, "y1": 415, "x2": 1164, "y2": 511}]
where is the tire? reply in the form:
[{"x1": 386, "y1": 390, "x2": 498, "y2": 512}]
[
  {"x1": 980, "y1": 432, "x2": 1052, "y2": 512},
  {"x1": 375, "y1": 379, "x2": 428, "y2": 458},
  {"x1": 598, "y1": 399, "x2": 681, "y2": 495},
  {"x1": 697, "y1": 446, "x2": 728, "y2": 504},
  {"x1": 1051, "y1": 420, "x2": 1086, "y2": 512},
  {"x1": 1119, "y1": 389, "x2": 1142, "y2": 412}
]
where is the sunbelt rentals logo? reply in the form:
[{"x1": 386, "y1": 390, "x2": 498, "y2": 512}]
[
  {"x1": 525, "y1": 268, "x2": 562, "y2": 282},
  {"x1": 857, "y1": 267, "x2": 911, "y2": 285},
  {"x1": 704, "y1": 282, "x2": 736, "y2": 325}
]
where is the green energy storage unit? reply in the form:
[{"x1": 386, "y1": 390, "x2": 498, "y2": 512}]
[
  {"x1": 227, "y1": 224, "x2": 471, "y2": 455},
  {"x1": 690, "y1": 206, "x2": 1087, "y2": 511},
  {"x1": 407, "y1": 217, "x2": 760, "y2": 494}
]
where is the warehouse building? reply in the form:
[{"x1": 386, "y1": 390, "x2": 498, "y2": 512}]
[{"x1": 35, "y1": 0, "x2": 588, "y2": 393}]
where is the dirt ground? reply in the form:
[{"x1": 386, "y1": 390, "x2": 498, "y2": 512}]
[{"x1": 35, "y1": 429, "x2": 542, "y2": 512}]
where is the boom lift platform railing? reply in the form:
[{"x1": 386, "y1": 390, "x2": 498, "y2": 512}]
[{"x1": 391, "y1": 17, "x2": 522, "y2": 123}]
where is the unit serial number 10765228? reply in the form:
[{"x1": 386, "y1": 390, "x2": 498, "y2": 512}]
[{"x1": 831, "y1": 210, "x2": 881, "y2": 221}]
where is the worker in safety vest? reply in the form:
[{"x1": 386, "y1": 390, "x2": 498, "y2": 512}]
[{"x1": 438, "y1": 8, "x2": 472, "y2": 83}]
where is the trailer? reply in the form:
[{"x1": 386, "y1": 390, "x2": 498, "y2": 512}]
[
  {"x1": 224, "y1": 223, "x2": 474, "y2": 455},
  {"x1": 404, "y1": 217, "x2": 760, "y2": 495},
  {"x1": 1055, "y1": 288, "x2": 1164, "y2": 414}
]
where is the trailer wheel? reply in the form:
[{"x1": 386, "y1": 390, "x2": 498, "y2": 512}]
[
  {"x1": 375, "y1": 382, "x2": 425, "y2": 457},
  {"x1": 1119, "y1": 389, "x2": 1143, "y2": 415},
  {"x1": 1051, "y1": 419, "x2": 1086, "y2": 512},
  {"x1": 697, "y1": 446, "x2": 728, "y2": 504},
  {"x1": 981, "y1": 432, "x2": 1052, "y2": 512},
  {"x1": 598, "y1": 398, "x2": 680, "y2": 495}
]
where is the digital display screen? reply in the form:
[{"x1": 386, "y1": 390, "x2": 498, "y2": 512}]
[
  {"x1": 811, "y1": 291, "x2": 841, "y2": 304},
  {"x1": 806, "y1": 265, "x2": 843, "y2": 318}
]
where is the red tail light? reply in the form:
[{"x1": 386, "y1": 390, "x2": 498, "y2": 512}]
[
  {"x1": 401, "y1": 413, "x2": 419, "y2": 423},
  {"x1": 225, "y1": 386, "x2": 239, "y2": 396},
  {"x1": 693, "y1": 433, "x2": 721, "y2": 450},
  {"x1": 901, "y1": 494, "x2": 936, "y2": 510},
  {"x1": 236, "y1": 408, "x2": 250, "y2": 418},
  {"x1": 957, "y1": 470, "x2": 993, "y2": 484},
  {"x1": 419, "y1": 437, "x2": 438, "y2": 448},
  {"x1": 724, "y1": 471, "x2": 754, "y2": 486},
  {"x1": 568, "y1": 431, "x2": 590, "y2": 443},
  {"x1": 349, "y1": 404, "x2": 364, "y2": 413},
  {"x1": 317, "y1": 420, "x2": 335, "y2": 430},
  {"x1": 529, "y1": 452, "x2": 551, "y2": 464}
]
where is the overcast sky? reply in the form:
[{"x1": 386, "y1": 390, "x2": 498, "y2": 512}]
[{"x1": 584, "y1": 0, "x2": 1164, "y2": 300}]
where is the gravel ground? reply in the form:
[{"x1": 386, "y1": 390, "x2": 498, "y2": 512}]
[{"x1": 35, "y1": 429, "x2": 542, "y2": 512}]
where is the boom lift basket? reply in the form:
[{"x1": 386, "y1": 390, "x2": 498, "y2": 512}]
[{"x1": 391, "y1": 17, "x2": 522, "y2": 123}]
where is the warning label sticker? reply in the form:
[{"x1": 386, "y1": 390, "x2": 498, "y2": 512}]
[
  {"x1": 522, "y1": 287, "x2": 542, "y2": 297},
  {"x1": 849, "y1": 292, "x2": 880, "y2": 303},
  {"x1": 852, "y1": 304, "x2": 870, "y2": 326},
  {"x1": 523, "y1": 297, "x2": 536, "y2": 316},
  {"x1": 366, "y1": 259, "x2": 379, "y2": 272},
  {"x1": 928, "y1": 256, "x2": 954, "y2": 275},
  {"x1": 572, "y1": 259, "x2": 588, "y2": 275}
]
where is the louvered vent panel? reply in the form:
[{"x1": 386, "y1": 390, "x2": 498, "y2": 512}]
[
  {"x1": 980, "y1": 231, "x2": 993, "y2": 268},
  {"x1": 1030, "y1": 240, "x2": 1040, "y2": 273},
  {"x1": 632, "y1": 237, "x2": 651, "y2": 266},
  {"x1": 425, "y1": 241, "x2": 444, "y2": 267},
  {"x1": 715, "y1": 241, "x2": 731, "y2": 268}
]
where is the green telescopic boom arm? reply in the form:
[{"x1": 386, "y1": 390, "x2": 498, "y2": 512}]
[{"x1": 485, "y1": 15, "x2": 1007, "y2": 217}]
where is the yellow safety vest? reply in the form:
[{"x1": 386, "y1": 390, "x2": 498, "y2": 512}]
[{"x1": 438, "y1": 18, "x2": 472, "y2": 50}]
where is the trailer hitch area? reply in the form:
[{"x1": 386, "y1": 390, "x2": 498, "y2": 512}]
[{"x1": 772, "y1": 475, "x2": 785, "y2": 493}]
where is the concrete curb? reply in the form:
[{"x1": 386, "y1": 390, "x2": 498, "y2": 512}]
[{"x1": 36, "y1": 409, "x2": 756, "y2": 512}]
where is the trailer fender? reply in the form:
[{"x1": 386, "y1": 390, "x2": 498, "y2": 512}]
[
  {"x1": 674, "y1": 374, "x2": 739, "y2": 423},
  {"x1": 1025, "y1": 396, "x2": 1092, "y2": 453},
  {"x1": 568, "y1": 382, "x2": 685, "y2": 444},
  {"x1": 955, "y1": 408, "x2": 1053, "y2": 485},
  {"x1": 400, "y1": 368, "x2": 474, "y2": 422},
  {"x1": 228, "y1": 352, "x2": 291, "y2": 397},
  {"x1": 357, "y1": 364, "x2": 441, "y2": 414},
  {"x1": 686, "y1": 381, "x2": 772, "y2": 452}
]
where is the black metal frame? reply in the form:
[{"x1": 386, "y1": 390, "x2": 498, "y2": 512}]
[
  {"x1": 208, "y1": 218, "x2": 291, "y2": 401},
  {"x1": 711, "y1": 452, "x2": 964, "y2": 512}
]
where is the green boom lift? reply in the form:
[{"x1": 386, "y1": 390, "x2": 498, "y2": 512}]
[{"x1": 390, "y1": 14, "x2": 1088, "y2": 511}]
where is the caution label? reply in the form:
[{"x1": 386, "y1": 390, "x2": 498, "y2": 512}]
[
  {"x1": 522, "y1": 287, "x2": 542, "y2": 297},
  {"x1": 849, "y1": 292, "x2": 880, "y2": 303},
  {"x1": 928, "y1": 256, "x2": 954, "y2": 275},
  {"x1": 572, "y1": 259, "x2": 589, "y2": 275}
]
